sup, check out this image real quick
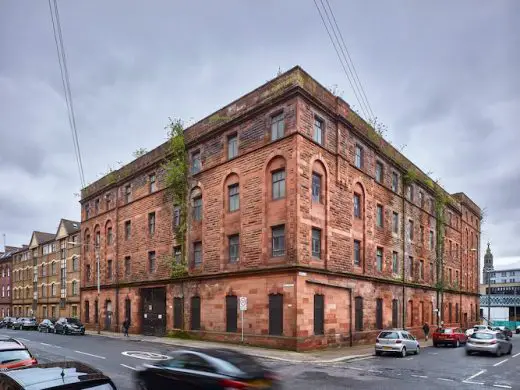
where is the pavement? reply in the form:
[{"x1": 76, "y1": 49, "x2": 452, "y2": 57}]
[{"x1": 1, "y1": 328, "x2": 519, "y2": 390}]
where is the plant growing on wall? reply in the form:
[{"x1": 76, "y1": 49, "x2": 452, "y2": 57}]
[{"x1": 163, "y1": 118, "x2": 189, "y2": 278}]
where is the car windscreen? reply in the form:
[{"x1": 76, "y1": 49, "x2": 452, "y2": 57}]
[
  {"x1": 0, "y1": 349, "x2": 31, "y2": 364},
  {"x1": 471, "y1": 333, "x2": 494, "y2": 340},
  {"x1": 437, "y1": 328, "x2": 454, "y2": 334},
  {"x1": 378, "y1": 331, "x2": 399, "y2": 339},
  {"x1": 66, "y1": 318, "x2": 81, "y2": 324},
  {"x1": 210, "y1": 351, "x2": 263, "y2": 375}
]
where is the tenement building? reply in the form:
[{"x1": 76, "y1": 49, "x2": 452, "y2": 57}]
[
  {"x1": 11, "y1": 220, "x2": 81, "y2": 319},
  {"x1": 79, "y1": 66, "x2": 481, "y2": 350},
  {"x1": 0, "y1": 246, "x2": 18, "y2": 317}
]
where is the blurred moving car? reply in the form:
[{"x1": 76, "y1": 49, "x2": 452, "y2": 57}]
[
  {"x1": 465, "y1": 324, "x2": 493, "y2": 337},
  {"x1": 466, "y1": 331, "x2": 512, "y2": 357},
  {"x1": 135, "y1": 348, "x2": 279, "y2": 389},
  {"x1": 516, "y1": 325, "x2": 520, "y2": 334},
  {"x1": 0, "y1": 336, "x2": 38, "y2": 370},
  {"x1": 54, "y1": 317, "x2": 85, "y2": 335},
  {"x1": 0, "y1": 361, "x2": 116, "y2": 389},
  {"x1": 38, "y1": 319, "x2": 56, "y2": 333},
  {"x1": 374, "y1": 329, "x2": 420, "y2": 357},
  {"x1": 11, "y1": 318, "x2": 24, "y2": 330},
  {"x1": 433, "y1": 327, "x2": 468, "y2": 348}
]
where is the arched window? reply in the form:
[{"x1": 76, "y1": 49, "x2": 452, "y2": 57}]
[
  {"x1": 72, "y1": 281, "x2": 78, "y2": 296},
  {"x1": 41, "y1": 284, "x2": 46, "y2": 298},
  {"x1": 191, "y1": 187, "x2": 203, "y2": 221},
  {"x1": 72, "y1": 256, "x2": 79, "y2": 272},
  {"x1": 51, "y1": 283, "x2": 56, "y2": 297}
]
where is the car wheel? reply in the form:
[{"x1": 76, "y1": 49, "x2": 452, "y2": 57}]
[
  {"x1": 496, "y1": 348, "x2": 502, "y2": 357},
  {"x1": 433, "y1": 343, "x2": 438, "y2": 348},
  {"x1": 508, "y1": 346, "x2": 512, "y2": 355},
  {"x1": 455, "y1": 340, "x2": 460, "y2": 348},
  {"x1": 466, "y1": 349, "x2": 472, "y2": 356},
  {"x1": 137, "y1": 379, "x2": 148, "y2": 390},
  {"x1": 400, "y1": 347, "x2": 407, "y2": 358},
  {"x1": 375, "y1": 351, "x2": 382, "y2": 356},
  {"x1": 415, "y1": 346, "x2": 420, "y2": 355}
]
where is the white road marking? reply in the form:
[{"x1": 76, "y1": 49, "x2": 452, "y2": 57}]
[
  {"x1": 464, "y1": 370, "x2": 486, "y2": 382},
  {"x1": 120, "y1": 364, "x2": 136, "y2": 371},
  {"x1": 437, "y1": 378, "x2": 454, "y2": 382},
  {"x1": 463, "y1": 382, "x2": 484, "y2": 385},
  {"x1": 428, "y1": 352, "x2": 439, "y2": 355},
  {"x1": 493, "y1": 385, "x2": 512, "y2": 389},
  {"x1": 348, "y1": 367, "x2": 364, "y2": 371},
  {"x1": 493, "y1": 359, "x2": 508, "y2": 367},
  {"x1": 368, "y1": 369, "x2": 382, "y2": 374},
  {"x1": 352, "y1": 356, "x2": 374, "y2": 361},
  {"x1": 405, "y1": 357, "x2": 414, "y2": 360},
  {"x1": 40, "y1": 342, "x2": 52, "y2": 346},
  {"x1": 411, "y1": 374, "x2": 428, "y2": 378},
  {"x1": 74, "y1": 351, "x2": 106, "y2": 359},
  {"x1": 513, "y1": 352, "x2": 520, "y2": 358}
]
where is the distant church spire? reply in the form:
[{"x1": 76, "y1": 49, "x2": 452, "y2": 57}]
[{"x1": 483, "y1": 242, "x2": 494, "y2": 283}]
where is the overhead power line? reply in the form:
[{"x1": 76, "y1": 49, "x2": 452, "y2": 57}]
[
  {"x1": 48, "y1": 0, "x2": 86, "y2": 188},
  {"x1": 313, "y1": 0, "x2": 376, "y2": 123}
]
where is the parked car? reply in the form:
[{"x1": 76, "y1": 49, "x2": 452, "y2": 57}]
[
  {"x1": 11, "y1": 318, "x2": 26, "y2": 330},
  {"x1": 465, "y1": 324, "x2": 492, "y2": 337},
  {"x1": 375, "y1": 329, "x2": 420, "y2": 357},
  {"x1": 20, "y1": 317, "x2": 38, "y2": 331},
  {"x1": 54, "y1": 317, "x2": 85, "y2": 335},
  {"x1": 135, "y1": 348, "x2": 279, "y2": 390},
  {"x1": 0, "y1": 336, "x2": 38, "y2": 370},
  {"x1": 493, "y1": 326, "x2": 513, "y2": 338},
  {"x1": 0, "y1": 361, "x2": 116, "y2": 389},
  {"x1": 433, "y1": 327, "x2": 468, "y2": 348},
  {"x1": 516, "y1": 325, "x2": 520, "y2": 334},
  {"x1": 466, "y1": 331, "x2": 512, "y2": 357},
  {"x1": 38, "y1": 319, "x2": 56, "y2": 333}
]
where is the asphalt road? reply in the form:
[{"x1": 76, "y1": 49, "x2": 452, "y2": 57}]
[{"x1": 1, "y1": 328, "x2": 519, "y2": 390}]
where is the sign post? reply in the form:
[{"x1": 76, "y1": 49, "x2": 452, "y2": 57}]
[{"x1": 239, "y1": 297, "x2": 247, "y2": 342}]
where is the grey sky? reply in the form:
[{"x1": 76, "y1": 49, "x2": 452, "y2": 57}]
[{"x1": 0, "y1": 1, "x2": 518, "y2": 270}]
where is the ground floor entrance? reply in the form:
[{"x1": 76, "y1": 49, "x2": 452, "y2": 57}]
[{"x1": 140, "y1": 287, "x2": 166, "y2": 337}]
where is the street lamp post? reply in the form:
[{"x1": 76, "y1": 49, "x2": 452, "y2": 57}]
[{"x1": 488, "y1": 268, "x2": 491, "y2": 324}]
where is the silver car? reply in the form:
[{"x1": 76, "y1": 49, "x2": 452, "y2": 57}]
[
  {"x1": 375, "y1": 329, "x2": 420, "y2": 357},
  {"x1": 466, "y1": 331, "x2": 512, "y2": 357}
]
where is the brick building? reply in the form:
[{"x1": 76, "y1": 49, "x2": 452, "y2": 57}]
[
  {"x1": 80, "y1": 66, "x2": 481, "y2": 350},
  {"x1": 0, "y1": 246, "x2": 19, "y2": 317},
  {"x1": 11, "y1": 220, "x2": 81, "y2": 319}
]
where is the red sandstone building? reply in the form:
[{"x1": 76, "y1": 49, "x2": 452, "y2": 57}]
[
  {"x1": 0, "y1": 246, "x2": 18, "y2": 317},
  {"x1": 80, "y1": 66, "x2": 481, "y2": 350}
]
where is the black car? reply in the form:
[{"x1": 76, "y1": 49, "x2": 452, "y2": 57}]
[
  {"x1": 38, "y1": 319, "x2": 56, "y2": 333},
  {"x1": 0, "y1": 361, "x2": 116, "y2": 389},
  {"x1": 54, "y1": 317, "x2": 85, "y2": 335},
  {"x1": 135, "y1": 348, "x2": 279, "y2": 390}
]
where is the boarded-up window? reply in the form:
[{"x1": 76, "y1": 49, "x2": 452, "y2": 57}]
[
  {"x1": 355, "y1": 297, "x2": 363, "y2": 331},
  {"x1": 392, "y1": 299, "x2": 398, "y2": 328},
  {"x1": 84, "y1": 300, "x2": 90, "y2": 323},
  {"x1": 226, "y1": 295, "x2": 238, "y2": 333},
  {"x1": 314, "y1": 294, "x2": 324, "y2": 335},
  {"x1": 455, "y1": 303, "x2": 459, "y2": 323},
  {"x1": 174, "y1": 297, "x2": 183, "y2": 329},
  {"x1": 191, "y1": 296, "x2": 201, "y2": 330},
  {"x1": 269, "y1": 294, "x2": 283, "y2": 336},
  {"x1": 376, "y1": 298, "x2": 383, "y2": 329}
]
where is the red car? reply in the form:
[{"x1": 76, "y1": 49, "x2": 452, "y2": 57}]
[
  {"x1": 0, "y1": 337, "x2": 38, "y2": 370},
  {"x1": 433, "y1": 327, "x2": 468, "y2": 348}
]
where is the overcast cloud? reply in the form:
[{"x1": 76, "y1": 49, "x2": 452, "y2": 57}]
[{"x1": 1, "y1": 0, "x2": 518, "y2": 271}]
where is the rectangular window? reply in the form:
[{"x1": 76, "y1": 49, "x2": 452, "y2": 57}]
[
  {"x1": 430, "y1": 262, "x2": 434, "y2": 282},
  {"x1": 228, "y1": 134, "x2": 238, "y2": 159},
  {"x1": 229, "y1": 235, "x2": 239, "y2": 263},
  {"x1": 85, "y1": 204, "x2": 90, "y2": 219},
  {"x1": 124, "y1": 256, "x2": 130, "y2": 276},
  {"x1": 354, "y1": 240, "x2": 361, "y2": 266},
  {"x1": 148, "y1": 212, "x2": 156, "y2": 236},
  {"x1": 269, "y1": 294, "x2": 283, "y2": 336},
  {"x1": 125, "y1": 221, "x2": 131, "y2": 240},
  {"x1": 392, "y1": 299, "x2": 398, "y2": 328},
  {"x1": 419, "y1": 191, "x2": 424, "y2": 207},
  {"x1": 84, "y1": 301, "x2": 90, "y2": 323},
  {"x1": 174, "y1": 297, "x2": 183, "y2": 329},
  {"x1": 313, "y1": 117, "x2": 323, "y2": 144},
  {"x1": 95, "y1": 199, "x2": 100, "y2": 215},
  {"x1": 272, "y1": 169, "x2": 286, "y2": 200},
  {"x1": 392, "y1": 212, "x2": 399, "y2": 234},
  {"x1": 391, "y1": 172, "x2": 398, "y2": 192},
  {"x1": 226, "y1": 295, "x2": 238, "y2": 333},
  {"x1": 376, "y1": 247, "x2": 383, "y2": 272},
  {"x1": 449, "y1": 269, "x2": 453, "y2": 284},
  {"x1": 408, "y1": 256, "x2": 414, "y2": 277},
  {"x1": 456, "y1": 270, "x2": 459, "y2": 284},
  {"x1": 193, "y1": 196, "x2": 202, "y2": 221},
  {"x1": 193, "y1": 242, "x2": 202, "y2": 266},
  {"x1": 376, "y1": 204, "x2": 384, "y2": 228},
  {"x1": 392, "y1": 251, "x2": 399, "y2": 273},
  {"x1": 420, "y1": 225, "x2": 424, "y2": 246},
  {"x1": 355, "y1": 297, "x2": 363, "y2": 331},
  {"x1": 354, "y1": 144, "x2": 363, "y2": 168},
  {"x1": 406, "y1": 185, "x2": 414, "y2": 201},
  {"x1": 191, "y1": 151, "x2": 201, "y2": 174},
  {"x1": 449, "y1": 302, "x2": 453, "y2": 323},
  {"x1": 125, "y1": 185, "x2": 131, "y2": 204},
  {"x1": 311, "y1": 228, "x2": 321, "y2": 259},
  {"x1": 107, "y1": 228, "x2": 113, "y2": 245},
  {"x1": 191, "y1": 296, "x2": 201, "y2": 330},
  {"x1": 86, "y1": 265, "x2": 91, "y2": 281},
  {"x1": 353, "y1": 193, "x2": 361, "y2": 218},
  {"x1": 376, "y1": 298, "x2": 383, "y2": 329},
  {"x1": 149, "y1": 174, "x2": 157, "y2": 193},
  {"x1": 408, "y1": 220, "x2": 414, "y2": 240},
  {"x1": 271, "y1": 112, "x2": 285, "y2": 141},
  {"x1": 174, "y1": 246, "x2": 182, "y2": 264},
  {"x1": 174, "y1": 206, "x2": 181, "y2": 227},
  {"x1": 375, "y1": 161, "x2": 383, "y2": 183},
  {"x1": 314, "y1": 294, "x2": 324, "y2": 335},
  {"x1": 107, "y1": 260, "x2": 112, "y2": 279},
  {"x1": 228, "y1": 184, "x2": 240, "y2": 212},
  {"x1": 455, "y1": 303, "x2": 459, "y2": 323},
  {"x1": 430, "y1": 231, "x2": 435, "y2": 250},
  {"x1": 272, "y1": 225, "x2": 285, "y2": 257},
  {"x1": 148, "y1": 251, "x2": 156, "y2": 273},
  {"x1": 419, "y1": 260, "x2": 424, "y2": 280},
  {"x1": 312, "y1": 173, "x2": 321, "y2": 203}
]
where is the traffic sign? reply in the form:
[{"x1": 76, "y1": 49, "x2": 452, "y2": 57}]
[{"x1": 239, "y1": 296, "x2": 247, "y2": 311}]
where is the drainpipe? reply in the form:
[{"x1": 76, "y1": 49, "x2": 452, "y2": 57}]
[
  {"x1": 115, "y1": 190, "x2": 120, "y2": 333},
  {"x1": 402, "y1": 186, "x2": 406, "y2": 329},
  {"x1": 349, "y1": 288, "x2": 353, "y2": 347}
]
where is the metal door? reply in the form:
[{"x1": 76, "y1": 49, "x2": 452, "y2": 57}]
[
  {"x1": 104, "y1": 300, "x2": 112, "y2": 330},
  {"x1": 141, "y1": 287, "x2": 166, "y2": 336}
]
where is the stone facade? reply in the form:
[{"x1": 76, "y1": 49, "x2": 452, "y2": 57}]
[
  {"x1": 79, "y1": 66, "x2": 481, "y2": 350},
  {"x1": 0, "y1": 247, "x2": 17, "y2": 317}
]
